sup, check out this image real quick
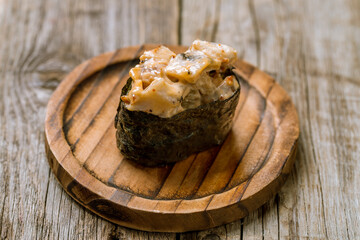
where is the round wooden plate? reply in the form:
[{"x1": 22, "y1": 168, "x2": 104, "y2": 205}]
[{"x1": 45, "y1": 45, "x2": 299, "y2": 232}]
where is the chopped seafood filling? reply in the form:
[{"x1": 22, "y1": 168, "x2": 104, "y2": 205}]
[{"x1": 123, "y1": 40, "x2": 239, "y2": 118}]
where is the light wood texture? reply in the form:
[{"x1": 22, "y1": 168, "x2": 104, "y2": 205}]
[
  {"x1": 44, "y1": 45, "x2": 299, "y2": 232},
  {"x1": 0, "y1": 0, "x2": 359, "y2": 239}
]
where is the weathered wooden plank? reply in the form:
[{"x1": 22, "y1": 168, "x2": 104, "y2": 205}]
[
  {"x1": 181, "y1": 0, "x2": 220, "y2": 45},
  {"x1": 217, "y1": 1, "x2": 279, "y2": 239},
  {"x1": 242, "y1": 0, "x2": 360, "y2": 239},
  {"x1": 180, "y1": 1, "x2": 255, "y2": 238},
  {"x1": 298, "y1": 1, "x2": 360, "y2": 238},
  {"x1": 1, "y1": 0, "x2": 359, "y2": 239},
  {"x1": 180, "y1": 0, "x2": 360, "y2": 239},
  {"x1": 0, "y1": 0, "x2": 178, "y2": 239}
]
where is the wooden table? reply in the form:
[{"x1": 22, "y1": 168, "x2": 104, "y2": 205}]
[{"x1": 0, "y1": 0, "x2": 359, "y2": 239}]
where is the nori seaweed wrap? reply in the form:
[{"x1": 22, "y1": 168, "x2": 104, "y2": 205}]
[{"x1": 115, "y1": 40, "x2": 241, "y2": 166}]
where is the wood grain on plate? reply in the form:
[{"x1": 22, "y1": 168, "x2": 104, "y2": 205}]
[{"x1": 44, "y1": 45, "x2": 299, "y2": 232}]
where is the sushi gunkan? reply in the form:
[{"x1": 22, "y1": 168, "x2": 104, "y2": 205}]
[{"x1": 115, "y1": 40, "x2": 241, "y2": 166}]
